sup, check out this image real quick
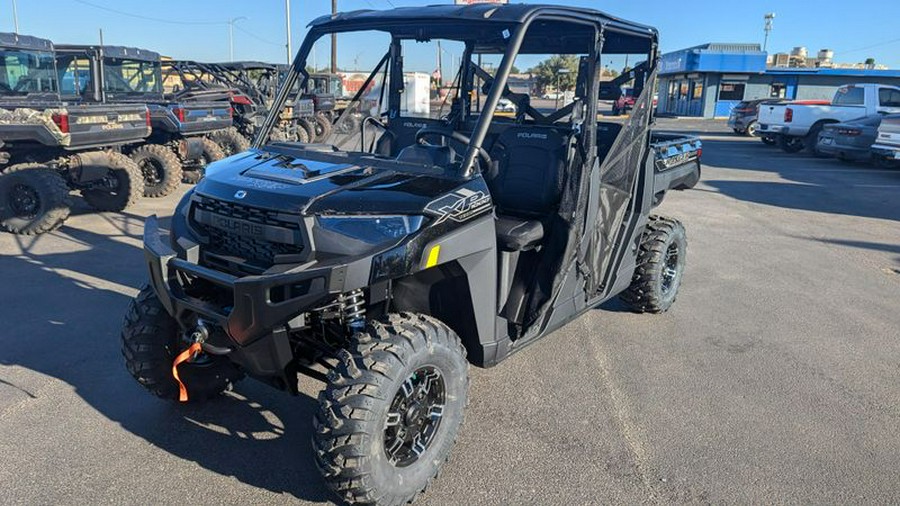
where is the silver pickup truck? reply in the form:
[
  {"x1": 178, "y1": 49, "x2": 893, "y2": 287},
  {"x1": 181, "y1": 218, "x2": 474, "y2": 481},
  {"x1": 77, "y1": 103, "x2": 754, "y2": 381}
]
[{"x1": 871, "y1": 114, "x2": 900, "y2": 167}]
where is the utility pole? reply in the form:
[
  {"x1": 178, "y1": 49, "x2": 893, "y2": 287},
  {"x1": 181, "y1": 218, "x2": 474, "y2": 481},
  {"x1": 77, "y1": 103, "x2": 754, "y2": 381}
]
[
  {"x1": 763, "y1": 13, "x2": 776, "y2": 52},
  {"x1": 229, "y1": 17, "x2": 247, "y2": 62},
  {"x1": 285, "y1": 0, "x2": 292, "y2": 64},
  {"x1": 437, "y1": 40, "x2": 443, "y2": 88},
  {"x1": 11, "y1": 0, "x2": 19, "y2": 33},
  {"x1": 331, "y1": 0, "x2": 337, "y2": 73}
]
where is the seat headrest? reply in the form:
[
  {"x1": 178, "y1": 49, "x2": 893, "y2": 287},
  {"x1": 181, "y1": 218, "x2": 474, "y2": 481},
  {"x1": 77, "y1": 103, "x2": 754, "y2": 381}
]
[{"x1": 495, "y1": 126, "x2": 567, "y2": 149}]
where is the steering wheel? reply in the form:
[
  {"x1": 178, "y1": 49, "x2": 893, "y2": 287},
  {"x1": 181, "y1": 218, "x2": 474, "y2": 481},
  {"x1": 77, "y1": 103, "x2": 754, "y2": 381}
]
[{"x1": 415, "y1": 126, "x2": 492, "y2": 168}]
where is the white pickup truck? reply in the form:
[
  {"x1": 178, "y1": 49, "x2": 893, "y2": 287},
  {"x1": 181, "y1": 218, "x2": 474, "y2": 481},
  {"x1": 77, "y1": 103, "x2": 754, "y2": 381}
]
[
  {"x1": 757, "y1": 83, "x2": 900, "y2": 154},
  {"x1": 871, "y1": 114, "x2": 900, "y2": 167}
]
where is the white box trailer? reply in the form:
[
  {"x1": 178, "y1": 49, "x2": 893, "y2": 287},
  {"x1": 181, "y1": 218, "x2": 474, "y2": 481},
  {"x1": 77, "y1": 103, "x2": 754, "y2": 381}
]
[{"x1": 401, "y1": 72, "x2": 431, "y2": 117}]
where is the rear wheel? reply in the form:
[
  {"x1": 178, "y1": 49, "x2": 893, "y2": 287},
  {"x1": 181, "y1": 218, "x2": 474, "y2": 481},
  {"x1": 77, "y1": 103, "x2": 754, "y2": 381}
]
[
  {"x1": 874, "y1": 155, "x2": 898, "y2": 169},
  {"x1": 804, "y1": 123, "x2": 829, "y2": 156},
  {"x1": 182, "y1": 137, "x2": 225, "y2": 184},
  {"x1": 313, "y1": 112, "x2": 333, "y2": 142},
  {"x1": 777, "y1": 135, "x2": 804, "y2": 153},
  {"x1": 745, "y1": 121, "x2": 759, "y2": 137},
  {"x1": 81, "y1": 152, "x2": 144, "y2": 211},
  {"x1": 0, "y1": 163, "x2": 71, "y2": 235},
  {"x1": 314, "y1": 313, "x2": 469, "y2": 506},
  {"x1": 299, "y1": 118, "x2": 317, "y2": 143},
  {"x1": 209, "y1": 127, "x2": 250, "y2": 156},
  {"x1": 130, "y1": 144, "x2": 182, "y2": 198},
  {"x1": 121, "y1": 285, "x2": 243, "y2": 402},
  {"x1": 621, "y1": 215, "x2": 687, "y2": 313},
  {"x1": 761, "y1": 136, "x2": 777, "y2": 146},
  {"x1": 333, "y1": 112, "x2": 360, "y2": 135}
]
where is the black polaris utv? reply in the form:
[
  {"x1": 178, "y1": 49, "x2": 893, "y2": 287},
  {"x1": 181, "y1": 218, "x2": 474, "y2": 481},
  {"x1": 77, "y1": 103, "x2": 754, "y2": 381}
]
[
  {"x1": 122, "y1": 4, "x2": 701, "y2": 505},
  {"x1": 214, "y1": 61, "x2": 325, "y2": 143},
  {"x1": 55, "y1": 45, "x2": 242, "y2": 196},
  {"x1": 0, "y1": 32, "x2": 149, "y2": 235},
  {"x1": 162, "y1": 59, "x2": 318, "y2": 145},
  {"x1": 307, "y1": 70, "x2": 367, "y2": 136}
]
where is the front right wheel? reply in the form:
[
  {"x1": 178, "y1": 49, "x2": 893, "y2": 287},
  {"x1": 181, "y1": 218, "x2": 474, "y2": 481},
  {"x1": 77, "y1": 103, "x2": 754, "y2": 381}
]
[
  {"x1": 314, "y1": 313, "x2": 469, "y2": 506},
  {"x1": 621, "y1": 215, "x2": 687, "y2": 313}
]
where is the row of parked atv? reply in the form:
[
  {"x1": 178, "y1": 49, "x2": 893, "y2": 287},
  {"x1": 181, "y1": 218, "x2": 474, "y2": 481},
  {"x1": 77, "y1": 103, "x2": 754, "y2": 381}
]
[{"x1": 0, "y1": 31, "x2": 350, "y2": 235}]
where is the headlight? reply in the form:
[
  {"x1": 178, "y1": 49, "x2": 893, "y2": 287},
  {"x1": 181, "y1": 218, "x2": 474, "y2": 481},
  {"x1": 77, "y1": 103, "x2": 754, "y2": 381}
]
[{"x1": 316, "y1": 215, "x2": 425, "y2": 244}]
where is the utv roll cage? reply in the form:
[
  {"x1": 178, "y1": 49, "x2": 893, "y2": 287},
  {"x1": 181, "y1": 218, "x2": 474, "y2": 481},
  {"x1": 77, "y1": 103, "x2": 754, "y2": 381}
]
[
  {"x1": 258, "y1": 3, "x2": 658, "y2": 178},
  {"x1": 54, "y1": 44, "x2": 163, "y2": 103}
]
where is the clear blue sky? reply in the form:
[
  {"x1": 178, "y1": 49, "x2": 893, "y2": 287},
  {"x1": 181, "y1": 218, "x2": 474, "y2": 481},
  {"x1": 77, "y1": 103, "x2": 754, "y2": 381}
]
[{"x1": 3, "y1": 0, "x2": 899, "y2": 70}]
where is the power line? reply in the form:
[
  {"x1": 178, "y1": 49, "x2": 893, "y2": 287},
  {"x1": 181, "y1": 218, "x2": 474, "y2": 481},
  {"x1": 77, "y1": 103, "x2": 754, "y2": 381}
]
[
  {"x1": 842, "y1": 37, "x2": 900, "y2": 55},
  {"x1": 73, "y1": 0, "x2": 226, "y2": 25},
  {"x1": 235, "y1": 25, "x2": 281, "y2": 47}
]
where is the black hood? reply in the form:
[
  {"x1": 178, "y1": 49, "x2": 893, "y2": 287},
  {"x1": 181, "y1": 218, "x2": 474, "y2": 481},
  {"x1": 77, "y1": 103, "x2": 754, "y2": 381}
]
[{"x1": 195, "y1": 145, "x2": 465, "y2": 216}]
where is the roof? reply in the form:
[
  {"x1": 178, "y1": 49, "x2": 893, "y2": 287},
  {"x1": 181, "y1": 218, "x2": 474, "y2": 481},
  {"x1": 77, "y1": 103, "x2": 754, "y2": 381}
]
[
  {"x1": 0, "y1": 32, "x2": 53, "y2": 52},
  {"x1": 660, "y1": 42, "x2": 767, "y2": 75},
  {"x1": 214, "y1": 61, "x2": 278, "y2": 71},
  {"x1": 56, "y1": 44, "x2": 160, "y2": 62},
  {"x1": 764, "y1": 67, "x2": 900, "y2": 78},
  {"x1": 306, "y1": 4, "x2": 657, "y2": 52}
]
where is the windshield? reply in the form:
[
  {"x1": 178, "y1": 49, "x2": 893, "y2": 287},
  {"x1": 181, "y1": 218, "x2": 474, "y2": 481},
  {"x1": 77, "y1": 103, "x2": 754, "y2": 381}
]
[
  {"x1": 103, "y1": 57, "x2": 162, "y2": 98},
  {"x1": 0, "y1": 49, "x2": 58, "y2": 96}
]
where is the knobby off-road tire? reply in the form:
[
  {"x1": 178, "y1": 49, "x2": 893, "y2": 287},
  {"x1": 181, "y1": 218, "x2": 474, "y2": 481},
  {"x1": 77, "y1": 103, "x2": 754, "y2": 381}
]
[
  {"x1": 621, "y1": 215, "x2": 687, "y2": 313},
  {"x1": 80, "y1": 152, "x2": 144, "y2": 211},
  {"x1": 209, "y1": 127, "x2": 251, "y2": 157},
  {"x1": 182, "y1": 137, "x2": 226, "y2": 185},
  {"x1": 130, "y1": 144, "x2": 183, "y2": 198},
  {"x1": 314, "y1": 313, "x2": 469, "y2": 506},
  {"x1": 121, "y1": 285, "x2": 243, "y2": 402},
  {"x1": 0, "y1": 163, "x2": 71, "y2": 235},
  {"x1": 299, "y1": 118, "x2": 317, "y2": 143},
  {"x1": 333, "y1": 113, "x2": 360, "y2": 135},
  {"x1": 313, "y1": 113, "x2": 333, "y2": 143}
]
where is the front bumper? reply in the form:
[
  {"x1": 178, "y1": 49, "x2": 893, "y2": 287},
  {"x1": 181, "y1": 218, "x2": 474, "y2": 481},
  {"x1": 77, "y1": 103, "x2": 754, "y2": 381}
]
[{"x1": 143, "y1": 215, "x2": 353, "y2": 347}]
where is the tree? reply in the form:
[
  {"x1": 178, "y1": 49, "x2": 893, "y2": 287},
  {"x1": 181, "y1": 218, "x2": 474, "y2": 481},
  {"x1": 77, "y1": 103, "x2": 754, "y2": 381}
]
[
  {"x1": 510, "y1": 64, "x2": 521, "y2": 74},
  {"x1": 531, "y1": 54, "x2": 579, "y2": 92}
]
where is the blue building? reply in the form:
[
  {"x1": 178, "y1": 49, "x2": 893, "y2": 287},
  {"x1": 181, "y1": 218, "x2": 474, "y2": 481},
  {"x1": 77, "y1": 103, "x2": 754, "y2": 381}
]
[{"x1": 656, "y1": 43, "x2": 900, "y2": 118}]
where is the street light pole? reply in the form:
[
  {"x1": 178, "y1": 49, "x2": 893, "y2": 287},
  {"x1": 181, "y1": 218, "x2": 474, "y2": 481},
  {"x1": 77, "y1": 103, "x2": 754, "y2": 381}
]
[
  {"x1": 763, "y1": 13, "x2": 776, "y2": 52},
  {"x1": 228, "y1": 17, "x2": 247, "y2": 62},
  {"x1": 285, "y1": 0, "x2": 292, "y2": 64}
]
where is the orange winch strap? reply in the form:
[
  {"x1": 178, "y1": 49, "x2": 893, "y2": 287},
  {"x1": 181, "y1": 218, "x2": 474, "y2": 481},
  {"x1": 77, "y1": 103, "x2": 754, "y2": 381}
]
[{"x1": 172, "y1": 342, "x2": 203, "y2": 402}]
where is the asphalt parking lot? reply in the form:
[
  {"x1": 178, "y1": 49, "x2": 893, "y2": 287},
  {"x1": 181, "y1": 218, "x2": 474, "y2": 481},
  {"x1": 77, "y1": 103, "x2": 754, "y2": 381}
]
[{"x1": 1, "y1": 118, "x2": 899, "y2": 504}]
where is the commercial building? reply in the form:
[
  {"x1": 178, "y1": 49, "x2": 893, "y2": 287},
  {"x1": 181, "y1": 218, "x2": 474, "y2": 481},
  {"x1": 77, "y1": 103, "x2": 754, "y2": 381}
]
[{"x1": 656, "y1": 43, "x2": 900, "y2": 117}]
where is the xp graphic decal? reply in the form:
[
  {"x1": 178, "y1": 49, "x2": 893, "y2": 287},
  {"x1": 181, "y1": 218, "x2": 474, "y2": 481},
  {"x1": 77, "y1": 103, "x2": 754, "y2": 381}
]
[{"x1": 425, "y1": 188, "x2": 492, "y2": 225}]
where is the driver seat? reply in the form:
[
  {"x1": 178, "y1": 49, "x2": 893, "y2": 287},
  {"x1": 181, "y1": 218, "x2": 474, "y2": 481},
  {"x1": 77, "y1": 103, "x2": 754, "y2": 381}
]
[{"x1": 487, "y1": 126, "x2": 569, "y2": 251}]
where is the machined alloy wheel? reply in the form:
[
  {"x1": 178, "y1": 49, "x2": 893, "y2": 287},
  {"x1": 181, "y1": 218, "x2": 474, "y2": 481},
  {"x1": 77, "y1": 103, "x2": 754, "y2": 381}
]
[{"x1": 383, "y1": 366, "x2": 447, "y2": 467}]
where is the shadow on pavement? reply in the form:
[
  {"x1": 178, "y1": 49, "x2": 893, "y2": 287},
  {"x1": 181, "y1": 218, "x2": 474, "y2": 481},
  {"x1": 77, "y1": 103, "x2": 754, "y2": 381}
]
[
  {"x1": 0, "y1": 212, "x2": 331, "y2": 502},
  {"x1": 698, "y1": 139, "x2": 900, "y2": 222}
]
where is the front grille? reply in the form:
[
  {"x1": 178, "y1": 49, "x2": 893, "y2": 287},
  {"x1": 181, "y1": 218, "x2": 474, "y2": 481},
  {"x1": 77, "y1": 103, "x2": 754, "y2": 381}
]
[{"x1": 190, "y1": 196, "x2": 305, "y2": 275}]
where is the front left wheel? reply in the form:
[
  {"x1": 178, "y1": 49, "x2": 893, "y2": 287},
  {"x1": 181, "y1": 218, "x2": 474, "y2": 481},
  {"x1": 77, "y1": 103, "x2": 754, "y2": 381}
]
[
  {"x1": 121, "y1": 285, "x2": 244, "y2": 402},
  {"x1": 314, "y1": 313, "x2": 469, "y2": 506},
  {"x1": 209, "y1": 127, "x2": 250, "y2": 157}
]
